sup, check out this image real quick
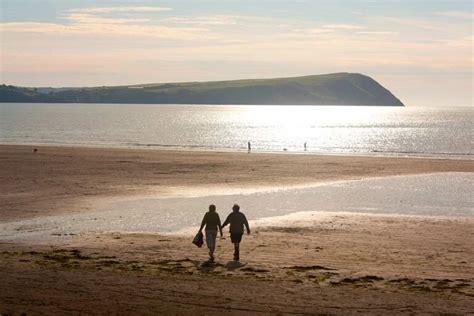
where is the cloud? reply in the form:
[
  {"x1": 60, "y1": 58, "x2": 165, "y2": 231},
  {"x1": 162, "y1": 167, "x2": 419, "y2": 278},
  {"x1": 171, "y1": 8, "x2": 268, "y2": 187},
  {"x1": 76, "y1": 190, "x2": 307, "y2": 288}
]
[
  {"x1": 435, "y1": 11, "x2": 474, "y2": 19},
  {"x1": 307, "y1": 28, "x2": 335, "y2": 34},
  {"x1": 0, "y1": 6, "x2": 216, "y2": 40},
  {"x1": 366, "y1": 16, "x2": 445, "y2": 32},
  {"x1": 0, "y1": 20, "x2": 213, "y2": 40},
  {"x1": 0, "y1": 22, "x2": 67, "y2": 33},
  {"x1": 280, "y1": 27, "x2": 335, "y2": 39},
  {"x1": 356, "y1": 31, "x2": 398, "y2": 36},
  {"x1": 62, "y1": 13, "x2": 150, "y2": 25},
  {"x1": 322, "y1": 24, "x2": 365, "y2": 30},
  {"x1": 163, "y1": 15, "x2": 238, "y2": 26},
  {"x1": 443, "y1": 35, "x2": 474, "y2": 48},
  {"x1": 66, "y1": 6, "x2": 172, "y2": 14}
]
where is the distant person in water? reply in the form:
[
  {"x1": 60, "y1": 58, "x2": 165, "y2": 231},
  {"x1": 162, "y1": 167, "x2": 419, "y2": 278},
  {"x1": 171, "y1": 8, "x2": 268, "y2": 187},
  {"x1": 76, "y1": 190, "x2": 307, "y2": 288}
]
[
  {"x1": 222, "y1": 204, "x2": 250, "y2": 262},
  {"x1": 247, "y1": 141, "x2": 251, "y2": 153},
  {"x1": 199, "y1": 204, "x2": 223, "y2": 262}
]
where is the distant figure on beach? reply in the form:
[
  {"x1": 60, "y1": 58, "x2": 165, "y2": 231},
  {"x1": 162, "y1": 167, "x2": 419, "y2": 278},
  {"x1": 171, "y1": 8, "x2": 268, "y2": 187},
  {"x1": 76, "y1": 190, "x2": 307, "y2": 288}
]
[
  {"x1": 222, "y1": 204, "x2": 250, "y2": 262},
  {"x1": 304, "y1": 142, "x2": 307, "y2": 151},
  {"x1": 199, "y1": 204, "x2": 223, "y2": 262},
  {"x1": 247, "y1": 141, "x2": 251, "y2": 153}
]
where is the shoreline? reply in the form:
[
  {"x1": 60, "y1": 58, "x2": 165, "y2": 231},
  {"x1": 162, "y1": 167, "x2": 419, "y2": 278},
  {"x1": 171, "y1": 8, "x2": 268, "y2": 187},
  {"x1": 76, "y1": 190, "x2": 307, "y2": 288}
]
[
  {"x1": 2, "y1": 142, "x2": 473, "y2": 160},
  {"x1": 131, "y1": 210, "x2": 474, "y2": 238},
  {"x1": 1, "y1": 144, "x2": 473, "y2": 223},
  {"x1": 2, "y1": 205, "x2": 472, "y2": 244},
  {"x1": 2, "y1": 171, "x2": 470, "y2": 240}
]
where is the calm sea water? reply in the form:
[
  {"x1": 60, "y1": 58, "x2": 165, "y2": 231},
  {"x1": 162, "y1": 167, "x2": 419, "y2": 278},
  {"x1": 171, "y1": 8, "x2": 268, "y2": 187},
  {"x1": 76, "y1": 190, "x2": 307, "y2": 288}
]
[{"x1": 0, "y1": 103, "x2": 472, "y2": 157}]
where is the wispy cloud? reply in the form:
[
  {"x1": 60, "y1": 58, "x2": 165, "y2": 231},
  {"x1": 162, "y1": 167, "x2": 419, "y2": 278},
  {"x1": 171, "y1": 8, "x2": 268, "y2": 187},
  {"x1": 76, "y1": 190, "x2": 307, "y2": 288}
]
[
  {"x1": 367, "y1": 16, "x2": 445, "y2": 32},
  {"x1": 66, "y1": 6, "x2": 172, "y2": 14},
  {"x1": 0, "y1": 20, "x2": 213, "y2": 40},
  {"x1": 0, "y1": 6, "x2": 215, "y2": 40},
  {"x1": 435, "y1": 11, "x2": 474, "y2": 19},
  {"x1": 356, "y1": 31, "x2": 398, "y2": 36},
  {"x1": 322, "y1": 24, "x2": 365, "y2": 30},
  {"x1": 62, "y1": 13, "x2": 151, "y2": 25},
  {"x1": 163, "y1": 15, "x2": 238, "y2": 26}
]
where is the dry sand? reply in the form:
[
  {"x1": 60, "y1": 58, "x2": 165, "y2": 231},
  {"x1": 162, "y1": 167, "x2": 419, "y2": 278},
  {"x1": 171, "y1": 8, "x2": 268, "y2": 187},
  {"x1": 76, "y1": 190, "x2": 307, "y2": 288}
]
[{"x1": 0, "y1": 145, "x2": 473, "y2": 314}]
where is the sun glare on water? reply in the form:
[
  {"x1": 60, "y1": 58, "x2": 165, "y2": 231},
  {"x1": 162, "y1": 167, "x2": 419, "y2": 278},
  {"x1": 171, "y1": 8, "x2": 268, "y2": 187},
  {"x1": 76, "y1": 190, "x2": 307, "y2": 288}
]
[
  {"x1": 238, "y1": 105, "x2": 388, "y2": 126},
  {"x1": 209, "y1": 105, "x2": 399, "y2": 152}
]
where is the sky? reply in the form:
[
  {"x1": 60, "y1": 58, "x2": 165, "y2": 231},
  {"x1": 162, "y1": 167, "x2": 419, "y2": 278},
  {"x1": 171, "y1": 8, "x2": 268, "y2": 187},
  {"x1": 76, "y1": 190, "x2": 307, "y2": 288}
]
[{"x1": 0, "y1": 0, "x2": 472, "y2": 106}]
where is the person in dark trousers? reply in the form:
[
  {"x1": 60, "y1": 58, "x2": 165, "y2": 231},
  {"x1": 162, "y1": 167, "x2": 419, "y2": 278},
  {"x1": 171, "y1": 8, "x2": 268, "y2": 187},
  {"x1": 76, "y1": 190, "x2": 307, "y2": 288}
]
[
  {"x1": 247, "y1": 141, "x2": 251, "y2": 153},
  {"x1": 199, "y1": 204, "x2": 223, "y2": 262},
  {"x1": 222, "y1": 204, "x2": 250, "y2": 262}
]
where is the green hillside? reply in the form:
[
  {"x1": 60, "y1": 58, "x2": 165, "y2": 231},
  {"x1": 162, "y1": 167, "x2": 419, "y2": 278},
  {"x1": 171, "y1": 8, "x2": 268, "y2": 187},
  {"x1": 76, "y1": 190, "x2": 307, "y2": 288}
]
[
  {"x1": 1, "y1": 73, "x2": 404, "y2": 106},
  {"x1": 0, "y1": 85, "x2": 63, "y2": 103}
]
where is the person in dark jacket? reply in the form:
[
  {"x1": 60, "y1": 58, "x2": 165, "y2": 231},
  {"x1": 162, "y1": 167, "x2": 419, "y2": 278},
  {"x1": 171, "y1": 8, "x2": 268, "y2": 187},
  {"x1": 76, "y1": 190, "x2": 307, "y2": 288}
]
[
  {"x1": 199, "y1": 204, "x2": 223, "y2": 262},
  {"x1": 222, "y1": 204, "x2": 250, "y2": 261}
]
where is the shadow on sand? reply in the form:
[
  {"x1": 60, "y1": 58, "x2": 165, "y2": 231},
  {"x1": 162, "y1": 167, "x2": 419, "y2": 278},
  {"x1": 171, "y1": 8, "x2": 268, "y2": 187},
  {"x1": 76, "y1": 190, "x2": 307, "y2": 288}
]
[{"x1": 198, "y1": 260, "x2": 246, "y2": 272}]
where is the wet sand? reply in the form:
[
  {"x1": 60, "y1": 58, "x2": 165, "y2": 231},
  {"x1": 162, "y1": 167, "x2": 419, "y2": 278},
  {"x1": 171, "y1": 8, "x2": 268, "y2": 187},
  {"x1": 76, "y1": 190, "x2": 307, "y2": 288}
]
[
  {"x1": 1, "y1": 145, "x2": 473, "y2": 314},
  {"x1": 1, "y1": 144, "x2": 472, "y2": 221}
]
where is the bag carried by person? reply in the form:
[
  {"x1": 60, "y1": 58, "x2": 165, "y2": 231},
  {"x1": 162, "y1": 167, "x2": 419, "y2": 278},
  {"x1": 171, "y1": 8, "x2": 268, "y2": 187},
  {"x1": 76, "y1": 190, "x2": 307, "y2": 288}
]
[{"x1": 192, "y1": 231, "x2": 204, "y2": 247}]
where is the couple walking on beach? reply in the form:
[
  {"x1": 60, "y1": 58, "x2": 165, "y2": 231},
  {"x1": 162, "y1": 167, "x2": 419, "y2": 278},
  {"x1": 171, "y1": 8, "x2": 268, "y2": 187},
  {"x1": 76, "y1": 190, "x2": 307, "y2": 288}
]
[{"x1": 198, "y1": 204, "x2": 250, "y2": 262}]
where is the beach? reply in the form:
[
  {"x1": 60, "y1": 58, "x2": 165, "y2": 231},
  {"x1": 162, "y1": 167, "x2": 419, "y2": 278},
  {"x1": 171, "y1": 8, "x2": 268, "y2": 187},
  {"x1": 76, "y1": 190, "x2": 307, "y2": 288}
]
[{"x1": 1, "y1": 145, "x2": 473, "y2": 314}]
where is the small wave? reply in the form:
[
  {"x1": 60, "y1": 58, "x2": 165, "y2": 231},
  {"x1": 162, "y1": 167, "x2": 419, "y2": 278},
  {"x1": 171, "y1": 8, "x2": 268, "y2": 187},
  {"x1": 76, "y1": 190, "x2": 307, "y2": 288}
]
[{"x1": 121, "y1": 142, "x2": 473, "y2": 158}]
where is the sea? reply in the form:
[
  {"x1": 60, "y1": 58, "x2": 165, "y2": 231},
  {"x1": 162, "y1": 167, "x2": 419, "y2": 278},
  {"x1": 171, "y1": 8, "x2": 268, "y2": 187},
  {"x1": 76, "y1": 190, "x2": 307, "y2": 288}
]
[
  {"x1": 0, "y1": 103, "x2": 473, "y2": 157},
  {"x1": 0, "y1": 103, "x2": 472, "y2": 239}
]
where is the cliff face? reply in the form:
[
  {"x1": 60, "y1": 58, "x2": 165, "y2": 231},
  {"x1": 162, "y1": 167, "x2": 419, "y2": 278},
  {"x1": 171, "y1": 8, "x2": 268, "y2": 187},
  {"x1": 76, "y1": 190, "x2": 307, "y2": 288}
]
[{"x1": 1, "y1": 73, "x2": 404, "y2": 106}]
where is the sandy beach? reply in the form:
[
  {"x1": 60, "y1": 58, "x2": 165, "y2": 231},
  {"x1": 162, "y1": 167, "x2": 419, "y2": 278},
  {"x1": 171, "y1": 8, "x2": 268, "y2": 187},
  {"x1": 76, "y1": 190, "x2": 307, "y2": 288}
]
[
  {"x1": 1, "y1": 144, "x2": 473, "y2": 314},
  {"x1": 1, "y1": 144, "x2": 472, "y2": 221}
]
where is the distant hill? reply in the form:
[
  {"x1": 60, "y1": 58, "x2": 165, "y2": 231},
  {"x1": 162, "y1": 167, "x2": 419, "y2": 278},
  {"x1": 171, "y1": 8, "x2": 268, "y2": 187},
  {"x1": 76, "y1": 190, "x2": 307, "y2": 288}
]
[
  {"x1": 0, "y1": 73, "x2": 404, "y2": 106},
  {"x1": 0, "y1": 85, "x2": 64, "y2": 103}
]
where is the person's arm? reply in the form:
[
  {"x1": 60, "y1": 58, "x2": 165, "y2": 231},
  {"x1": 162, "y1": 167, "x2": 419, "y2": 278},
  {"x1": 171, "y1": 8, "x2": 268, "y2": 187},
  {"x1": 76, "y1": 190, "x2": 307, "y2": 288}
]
[
  {"x1": 222, "y1": 214, "x2": 230, "y2": 228},
  {"x1": 217, "y1": 214, "x2": 223, "y2": 237},
  {"x1": 243, "y1": 214, "x2": 250, "y2": 235},
  {"x1": 199, "y1": 213, "x2": 207, "y2": 232}
]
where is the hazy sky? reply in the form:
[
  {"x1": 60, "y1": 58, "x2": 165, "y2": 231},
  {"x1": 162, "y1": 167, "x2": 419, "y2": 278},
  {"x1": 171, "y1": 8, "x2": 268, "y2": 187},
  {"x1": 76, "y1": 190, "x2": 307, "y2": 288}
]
[{"x1": 1, "y1": 0, "x2": 472, "y2": 106}]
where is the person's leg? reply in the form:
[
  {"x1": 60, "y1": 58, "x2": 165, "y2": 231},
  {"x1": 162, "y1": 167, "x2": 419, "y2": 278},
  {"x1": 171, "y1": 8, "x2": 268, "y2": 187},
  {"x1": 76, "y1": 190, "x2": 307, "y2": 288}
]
[
  {"x1": 233, "y1": 243, "x2": 240, "y2": 261},
  {"x1": 206, "y1": 231, "x2": 217, "y2": 261},
  {"x1": 230, "y1": 233, "x2": 243, "y2": 261},
  {"x1": 212, "y1": 231, "x2": 218, "y2": 261}
]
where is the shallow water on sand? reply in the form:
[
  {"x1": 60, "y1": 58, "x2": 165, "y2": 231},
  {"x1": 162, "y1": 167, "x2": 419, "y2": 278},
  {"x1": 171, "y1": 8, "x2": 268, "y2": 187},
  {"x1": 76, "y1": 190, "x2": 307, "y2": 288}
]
[{"x1": 0, "y1": 173, "x2": 472, "y2": 241}]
